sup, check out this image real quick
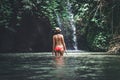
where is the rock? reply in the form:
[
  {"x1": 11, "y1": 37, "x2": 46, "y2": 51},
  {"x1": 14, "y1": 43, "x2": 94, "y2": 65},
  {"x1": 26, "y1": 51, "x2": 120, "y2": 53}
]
[{"x1": 107, "y1": 35, "x2": 120, "y2": 54}]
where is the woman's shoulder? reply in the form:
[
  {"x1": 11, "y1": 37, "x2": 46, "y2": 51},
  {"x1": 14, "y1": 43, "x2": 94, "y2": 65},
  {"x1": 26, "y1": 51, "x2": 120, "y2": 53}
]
[{"x1": 58, "y1": 34, "x2": 63, "y2": 37}]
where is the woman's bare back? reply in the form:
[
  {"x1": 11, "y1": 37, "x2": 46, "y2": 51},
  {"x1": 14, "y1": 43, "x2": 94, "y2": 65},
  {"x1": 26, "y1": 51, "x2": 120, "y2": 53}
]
[{"x1": 53, "y1": 34, "x2": 63, "y2": 46}]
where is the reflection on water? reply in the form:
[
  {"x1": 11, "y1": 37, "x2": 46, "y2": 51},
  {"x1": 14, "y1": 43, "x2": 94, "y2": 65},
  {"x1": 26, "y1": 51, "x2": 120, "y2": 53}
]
[
  {"x1": 52, "y1": 56, "x2": 66, "y2": 80},
  {"x1": 0, "y1": 53, "x2": 120, "y2": 80},
  {"x1": 54, "y1": 56, "x2": 65, "y2": 68}
]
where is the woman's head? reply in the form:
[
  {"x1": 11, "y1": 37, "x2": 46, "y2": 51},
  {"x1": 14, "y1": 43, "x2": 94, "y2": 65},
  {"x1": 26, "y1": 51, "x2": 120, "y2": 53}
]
[{"x1": 55, "y1": 27, "x2": 61, "y2": 34}]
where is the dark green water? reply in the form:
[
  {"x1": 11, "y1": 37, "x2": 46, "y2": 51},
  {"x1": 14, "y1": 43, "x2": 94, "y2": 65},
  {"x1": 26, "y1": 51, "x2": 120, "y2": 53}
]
[{"x1": 0, "y1": 52, "x2": 120, "y2": 80}]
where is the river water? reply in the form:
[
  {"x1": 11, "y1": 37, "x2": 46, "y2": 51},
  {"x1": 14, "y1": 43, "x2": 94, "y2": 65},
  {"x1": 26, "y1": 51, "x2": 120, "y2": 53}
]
[{"x1": 0, "y1": 52, "x2": 120, "y2": 80}]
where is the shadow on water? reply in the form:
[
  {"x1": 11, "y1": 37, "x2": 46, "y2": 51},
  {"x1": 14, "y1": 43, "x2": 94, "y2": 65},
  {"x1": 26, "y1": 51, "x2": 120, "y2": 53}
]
[{"x1": 0, "y1": 52, "x2": 120, "y2": 80}]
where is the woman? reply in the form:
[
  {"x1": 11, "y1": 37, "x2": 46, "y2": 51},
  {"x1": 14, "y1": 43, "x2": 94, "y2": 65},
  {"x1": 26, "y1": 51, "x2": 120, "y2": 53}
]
[{"x1": 52, "y1": 27, "x2": 66, "y2": 57}]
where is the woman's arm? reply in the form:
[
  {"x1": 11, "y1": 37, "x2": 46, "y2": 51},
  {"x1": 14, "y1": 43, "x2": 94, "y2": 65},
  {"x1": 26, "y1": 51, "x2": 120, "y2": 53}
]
[
  {"x1": 61, "y1": 35, "x2": 66, "y2": 51},
  {"x1": 52, "y1": 36, "x2": 55, "y2": 54}
]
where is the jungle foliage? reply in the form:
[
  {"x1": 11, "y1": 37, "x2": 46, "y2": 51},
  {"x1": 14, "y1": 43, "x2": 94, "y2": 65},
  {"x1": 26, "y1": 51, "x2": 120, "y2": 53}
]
[{"x1": 0, "y1": 0, "x2": 120, "y2": 51}]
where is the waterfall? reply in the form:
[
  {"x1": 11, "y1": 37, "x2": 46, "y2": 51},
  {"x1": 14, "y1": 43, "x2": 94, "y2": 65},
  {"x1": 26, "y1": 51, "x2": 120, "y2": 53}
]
[
  {"x1": 55, "y1": 1, "x2": 78, "y2": 50},
  {"x1": 67, "y1": 1, "x2": 78, "y2": 50},
  {"x1": 55, "y1": 12, "x2": 62, "y2": 29},
  {"x1": 54, "y1": 11, "x2": 64, "y2": 35}
]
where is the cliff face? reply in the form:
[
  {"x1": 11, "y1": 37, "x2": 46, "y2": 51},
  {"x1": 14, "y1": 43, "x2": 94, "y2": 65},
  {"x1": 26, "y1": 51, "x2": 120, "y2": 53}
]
[
  {"x1": 0, "y1": 16, "x2": 52, "y2": 53},
  {"x1": 107, "y1": 35, "x2": 120, "y2": 54}
]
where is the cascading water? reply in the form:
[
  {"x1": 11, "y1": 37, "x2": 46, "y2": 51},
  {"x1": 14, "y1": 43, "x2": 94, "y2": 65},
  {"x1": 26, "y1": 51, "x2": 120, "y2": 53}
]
[
  {"x1": 55, "y1": 12, "x2": 62, "y2": 29},
  {"x1": 66, "y1": 1, "x2": 78, "y2": 50},
  {"x1": 55, "y1": 1, "x2": 78, "y2": 50}
]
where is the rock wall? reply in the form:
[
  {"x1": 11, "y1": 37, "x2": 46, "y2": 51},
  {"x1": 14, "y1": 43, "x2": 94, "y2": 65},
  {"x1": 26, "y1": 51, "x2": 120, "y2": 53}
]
[{"x1": 0, "y1": 15, "x2": 52, "y2": 53}]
